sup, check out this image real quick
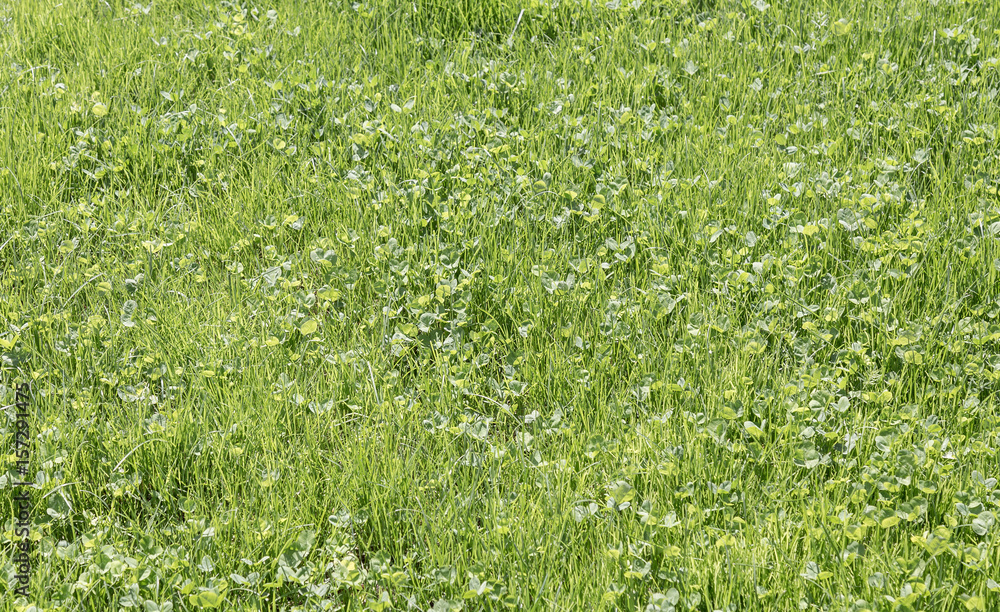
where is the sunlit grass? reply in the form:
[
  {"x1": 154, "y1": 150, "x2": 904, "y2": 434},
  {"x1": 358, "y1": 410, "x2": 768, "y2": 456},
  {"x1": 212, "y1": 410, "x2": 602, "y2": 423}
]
[{"x1": 2, "y1": 0, "x2": 1000, "y2": 610}]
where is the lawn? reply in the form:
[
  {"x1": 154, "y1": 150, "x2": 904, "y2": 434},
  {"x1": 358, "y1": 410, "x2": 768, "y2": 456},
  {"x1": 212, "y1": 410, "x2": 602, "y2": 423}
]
[{"x1": 2, "y1": 0, "x2": 1000, "y2": 610}]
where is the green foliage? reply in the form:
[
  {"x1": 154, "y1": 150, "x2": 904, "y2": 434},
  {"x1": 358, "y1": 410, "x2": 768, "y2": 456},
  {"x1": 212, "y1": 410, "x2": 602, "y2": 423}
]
[{"x1": 2, "y1": 0, "x2": 1000, "y2": 610}]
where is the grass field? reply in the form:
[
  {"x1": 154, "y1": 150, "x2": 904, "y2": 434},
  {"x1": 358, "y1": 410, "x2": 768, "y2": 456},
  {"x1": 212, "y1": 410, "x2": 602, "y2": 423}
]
[{"x1": 2, "y1": 0, "x2": 1000, "y2": 610}]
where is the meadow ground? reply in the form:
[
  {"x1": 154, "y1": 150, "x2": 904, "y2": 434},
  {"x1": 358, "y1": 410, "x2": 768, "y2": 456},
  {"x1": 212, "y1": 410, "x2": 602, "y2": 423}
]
[{"x1": 2, "y1": 0, "x2": 1000, "y2": 610}]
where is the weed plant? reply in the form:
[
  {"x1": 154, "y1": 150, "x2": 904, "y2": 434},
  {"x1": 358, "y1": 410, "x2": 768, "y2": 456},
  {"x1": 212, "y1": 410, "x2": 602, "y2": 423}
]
[{"x1": 2, "y1": 0, "x2": 1000, "y2": 610}]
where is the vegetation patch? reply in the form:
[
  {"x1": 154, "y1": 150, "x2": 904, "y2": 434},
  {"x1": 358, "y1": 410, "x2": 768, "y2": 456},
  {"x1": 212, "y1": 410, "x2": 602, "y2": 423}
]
[{"x1": 2, "y1": 0, "x2": 1000, "y2": 610}]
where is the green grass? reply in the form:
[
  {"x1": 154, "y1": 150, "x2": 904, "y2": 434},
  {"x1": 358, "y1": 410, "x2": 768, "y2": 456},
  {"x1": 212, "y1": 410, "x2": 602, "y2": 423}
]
[{"x1": 2, "y1": 0, "x2": 1000, "y2": 610}]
